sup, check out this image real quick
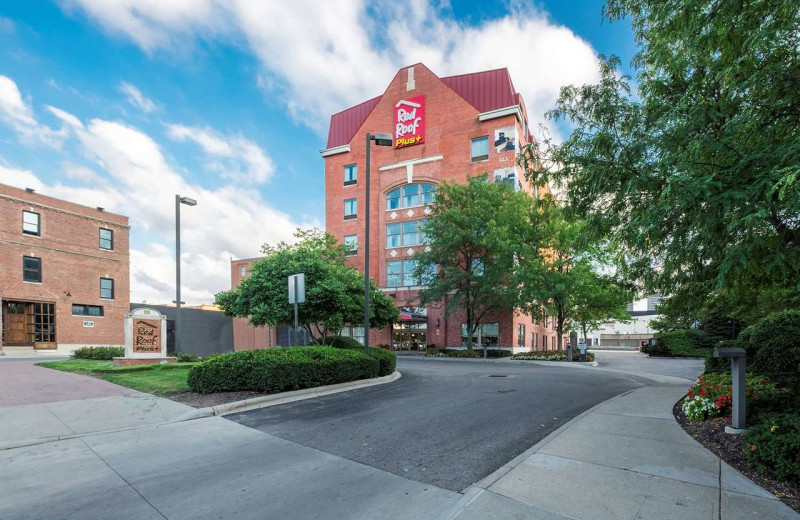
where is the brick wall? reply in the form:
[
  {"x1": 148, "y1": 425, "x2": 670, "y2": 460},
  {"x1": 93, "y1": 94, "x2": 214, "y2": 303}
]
[
  {"x1": 0, "y1": 183, "x2": 129, "y2": 353},
  {"x1": 323, "y1": 64, "x2": 564, "y2": 350}
]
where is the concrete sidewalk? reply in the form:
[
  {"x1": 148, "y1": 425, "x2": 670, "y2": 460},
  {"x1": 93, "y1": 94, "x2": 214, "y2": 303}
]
[{"x1": 446, "y1": 384, "x2": 799, "y2": 520}]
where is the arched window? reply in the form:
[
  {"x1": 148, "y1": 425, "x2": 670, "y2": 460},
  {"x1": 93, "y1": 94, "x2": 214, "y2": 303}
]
[{"x1": 386, "y1": 183, "x2": 436, "y2": 210}]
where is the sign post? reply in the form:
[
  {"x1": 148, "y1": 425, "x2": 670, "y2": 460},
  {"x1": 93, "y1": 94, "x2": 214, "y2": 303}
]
[{"x1": 288, "y1": 273, "x2": 305, "y2": 346}]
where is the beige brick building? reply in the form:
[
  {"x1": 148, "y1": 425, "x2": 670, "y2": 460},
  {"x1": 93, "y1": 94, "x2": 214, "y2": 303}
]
[{"x1": 0, "y1": 183, "x2": 130, "y2": 356}]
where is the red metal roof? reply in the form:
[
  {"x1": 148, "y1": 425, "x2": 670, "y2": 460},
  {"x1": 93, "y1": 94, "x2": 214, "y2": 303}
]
[
  {"x1": 325, "y1": 66, "x2": 521, "y2": 150},
  {"x1": 440, "y1": 68, "x2": 517, "y2": 113},
  {"x1": 325, "y1": 96, "x2": 381, "y2": 149}
]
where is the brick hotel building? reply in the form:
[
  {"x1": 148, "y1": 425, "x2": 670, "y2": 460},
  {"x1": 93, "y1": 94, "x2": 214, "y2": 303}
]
[
  {"x1": 0, "y1": 183, "x2": 130, "y2": 356},
  {"x1": 320, "y1": 63, "x2": 564, "y2": 351}
]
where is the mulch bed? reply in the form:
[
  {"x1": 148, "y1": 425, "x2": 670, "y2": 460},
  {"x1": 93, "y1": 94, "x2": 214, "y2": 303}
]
[
  {"x1": 673, "y1": 397, "x2": 799, "y2": 513},
  {"x1": 168, "y1": 390, "x2": 265, "y2": 408}
]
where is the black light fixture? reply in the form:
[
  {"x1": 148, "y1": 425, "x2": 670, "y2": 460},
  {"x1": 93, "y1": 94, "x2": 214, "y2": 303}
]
[
  {"x1": 363, "y1": 132, "x2": 394, "y2": 355},
  {"x1": 436, "y1": 318, "x2": 440, "y2": 328},
  {"x1": 25, "y1": 187, "x2": 35, "y2": 193}
]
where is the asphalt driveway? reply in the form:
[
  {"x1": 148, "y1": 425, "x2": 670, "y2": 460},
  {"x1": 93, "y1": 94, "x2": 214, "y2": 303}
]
[{"x1": 229, "y1": 357, "x2": 650, "y2": 491}]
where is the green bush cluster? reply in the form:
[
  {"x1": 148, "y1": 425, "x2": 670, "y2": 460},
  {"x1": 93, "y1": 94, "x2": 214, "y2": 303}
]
[
  {"x1": 510, "y1": 350, "x2": 595, "y2": 362},
  {"x1": 177, "y1": 352, "x2": 200, "y2": 363},
  {"x1": 319, "y1": 335, "x2": 396, "y2": 376},
  {"x1": 187, "y1": 346, "x2": 379, "y2": 394},
  {"x1": 444, "y1": 349, "x2": 482, "y2": 358},
  {"x1": 740, "y1": 310, "x2": 800, "y2": 346},
  {"x1": 743, "y1": 413, "x2": 800, "y2": 483},
  {"x1": 645, "y1": 329, "x2": 711, "y2": 357},
  {"x1": 71, "y1": 346, "x2": 125, "y2": 360}
]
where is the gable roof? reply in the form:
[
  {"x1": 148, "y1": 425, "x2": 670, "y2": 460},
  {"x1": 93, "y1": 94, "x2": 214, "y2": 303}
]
[{"x1": 325, "y1": 65, "x2": 521, "y2": 149}]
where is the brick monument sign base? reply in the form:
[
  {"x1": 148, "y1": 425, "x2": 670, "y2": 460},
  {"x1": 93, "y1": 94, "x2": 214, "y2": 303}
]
[{"x1": 114, "y1": 307, "x2": 177, "y2": 367}]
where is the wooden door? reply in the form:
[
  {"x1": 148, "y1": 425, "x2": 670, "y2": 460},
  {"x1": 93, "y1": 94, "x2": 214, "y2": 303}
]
[{"x1": 4, "y1": 302, "x2": 30, "y2": 345}]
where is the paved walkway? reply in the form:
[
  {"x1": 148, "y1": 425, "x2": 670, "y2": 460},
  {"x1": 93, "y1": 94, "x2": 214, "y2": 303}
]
[{"x1": 0, "y1": 361, "x2": 142, "y2": 407}]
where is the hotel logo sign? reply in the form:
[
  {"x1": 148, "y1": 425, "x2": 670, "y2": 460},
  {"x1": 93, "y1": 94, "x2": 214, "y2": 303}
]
[{"x1": 394, "y1": 96, "x2": 425, "y2": 148}]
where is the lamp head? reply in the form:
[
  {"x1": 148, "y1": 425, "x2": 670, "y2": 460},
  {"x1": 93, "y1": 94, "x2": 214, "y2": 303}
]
[
  {"x1": 179, "y1": 196, "x2": 197, "y2": 206},
  {"x1": 370, "y1": 132, "x2": 393, "y2": 147}
]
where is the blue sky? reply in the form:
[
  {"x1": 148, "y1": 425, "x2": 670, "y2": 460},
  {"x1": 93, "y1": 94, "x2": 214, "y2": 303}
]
[{"x1": 0, "y1": 1, "x2": 635, "y2": 305}]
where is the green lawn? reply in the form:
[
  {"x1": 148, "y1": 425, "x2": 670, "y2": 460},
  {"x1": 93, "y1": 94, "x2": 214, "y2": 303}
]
[{"x1": 36, "y1": 360, "x2": 198, "y2": 396}]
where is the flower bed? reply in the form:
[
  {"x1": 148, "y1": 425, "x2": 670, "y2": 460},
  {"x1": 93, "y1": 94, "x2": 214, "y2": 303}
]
[
  {"x1": 510, "y1": 350, "x2": 595, "y2": 362},
  {"x1": 682, "y1": 373, "x2": 785, "y2": 421}
]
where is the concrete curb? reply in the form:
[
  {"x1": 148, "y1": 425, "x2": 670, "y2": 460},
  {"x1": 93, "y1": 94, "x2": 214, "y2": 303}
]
[
  {"x1": 1, "y1": 371, "x2": 402, "y2": 451},
  {"x1": 176, "y1": 370, "x2": 403, "y2": 419}
]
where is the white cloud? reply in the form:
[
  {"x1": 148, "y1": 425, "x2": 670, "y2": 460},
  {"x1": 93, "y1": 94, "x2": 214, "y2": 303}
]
[
  {"x1": 118, "y1": 81, "x2": 156, "y2": 113},
  {"x1": 61, "y1": 1, "x2": 601, "y2": 139},
  {"x1": 46, "y1": 105, "x2": 84, "y2": 129},
  {"x1": 165, "y1": 124, "x2": 275, "y2": 183},
  {"x1": 0, "y1": 75, "x2": 69, "y2": 147},
  {"x1": 2, "y1": 108, "x2": 302, "y2": 304}
]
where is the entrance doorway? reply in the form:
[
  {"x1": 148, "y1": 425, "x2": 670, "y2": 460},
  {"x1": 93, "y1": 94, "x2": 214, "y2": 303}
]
[
  {"x1": 392, "y1": 322, "x2": 427, "y2": 353},
  {"x1": 1, "y1": 301, "x2": 56, "y2": 347}
]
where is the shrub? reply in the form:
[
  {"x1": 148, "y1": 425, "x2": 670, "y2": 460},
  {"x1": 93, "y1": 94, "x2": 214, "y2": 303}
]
[
  {"x1": 322, "y1": 337, "x2": 396, "y2": 376},
  {"x1": 741, "y1": 309, "x2": 800, "y2": 347},
  {"x1": 751, "y1": 337, "x2": 800, "y2": 393},
  {"x1": 318, "y1": 335, "x2": 363, "y2": 350},
  {"x1": 177, "y1": 352, "x2": 200, "y2": 363},
  {"x1": 71, "y1": 346, "x2": 124, "y2": 360},
  {"x1": 648, "y1": 330, "x2": 711, "y2": 357},
  {"x1": 744, "y1": 413, "x2": 800, "y2": 483},
  {"x1": 510, "y1": 350, "x2": 594, "y2": 362},
  {"x1": 426, "y1": 346, "x2": 441, "y2": 356},
  {"x1": 444, "y1": 349, "x2": 482, "y2": 358},
  {"x1": 187, "y1": 346, "x2": 379, "y2": 394}
]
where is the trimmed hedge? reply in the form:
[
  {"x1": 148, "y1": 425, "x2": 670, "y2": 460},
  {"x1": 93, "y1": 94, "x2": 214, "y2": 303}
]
[
  {"x1": 751, "y1": 337, "x2": 800, "y2": 393},
  {"x1": 740, "y1": 310, "x2": 800, "y2": 346},
  {"x1": 645, "y1": 330, "x2": 711, "y2": 357},
  {"x1": 511, "y1": 350, "x2": 595, "y2": 362},
  {"x1": 319, "y1": 336, "x2": 396, "y2": 377},
  {"x1": 743, "y1": 413, "x2": 800, "y2": 483},
  {"x1": 187, "y1": 346, "x2": 379, "y2": 394},
  {"x1": 71, "y1": 346, "x2": 124, "y2": 360}
]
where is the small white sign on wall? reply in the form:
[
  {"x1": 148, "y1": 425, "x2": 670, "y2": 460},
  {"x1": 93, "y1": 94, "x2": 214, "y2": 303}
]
[{"x1": 83, "y1": 321, "x2": 94, "y2": 328}]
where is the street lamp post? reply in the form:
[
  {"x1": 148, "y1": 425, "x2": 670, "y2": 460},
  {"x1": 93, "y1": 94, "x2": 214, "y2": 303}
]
[
  {"x1": 175, "y1": 194, "x2": 197, "y2": 355},
  {"x1": 364, "y1": 132, "x2": 393, "y2": 355}
]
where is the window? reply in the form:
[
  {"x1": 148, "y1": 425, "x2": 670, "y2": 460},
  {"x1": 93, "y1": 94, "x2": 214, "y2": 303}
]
[
  {"x1": 471, "y1": 136, "x2": 489, "y2": 162},
  {"x1": 402, "y1": 185, "x2": 419, "y2": 207},
  {"x1": 543, "y1": 335, "x2": 548, "y2": 350},
  {"x1": 99, "y1": 228, "x2": 113, "y2": 250},
  {"x1": 240, "y1": 265, "x2": 246, "y2": 277},
  {"x1": 23, "y1": 256, "x2": 41, "y2": 282},
  {"x1": 386, "y1": 183, "x2": 436, "y2": 210},
  {"x1": 386, "y1": 223, "x2": 401, "y2": 248},
  {"x1": 32, "y1": 302, "x2": 56, "y2": 343},
  {"x1": 461, "y1": 322, "x2": 499, "y2": 347},
  {"x1": 72, "y1": 304, "x2": 104, "y2": 317},
  {"x1": 387, "y1": 219, "x2": 427, "y2": 248},
  {"x1": 344, "y1": 164, "x2": 357, "y2": 186},
  {"x1": 344, "y1": 234, "x2": 358, "y2": 256},
  {"x1": 100, "y1": 278, "x2": 114, "y2": 299},
  {"x1": 532, "y1": 332, "x2": 538, "y2": 350},
  {"x1": 518, "y1": 324, "x2": 526, "y2": 347},
  {"x1": 386, "y1": 260, "x2": 434, "y2": 287},
  {"x1": 22, "y1": 211, "x2": 40, "y2": 236},
  {"x1": 422, "y1": 184, "x2": 436, "y2": 204},
  {"x1": 344, "y1": 198, "x2": 357, "y2": 220},
  {"x1": 341, "y1": 326, "x2": 366, "y2": 346}
]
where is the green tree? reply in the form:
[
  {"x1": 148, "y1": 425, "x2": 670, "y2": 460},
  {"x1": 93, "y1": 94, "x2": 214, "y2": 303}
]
[
  {"x1": 215, "y1": 229, "x2": 398, "y2": 341},
  {"x1": 513, "y1": 195, "x2": 632, "y2": 352},
  {"x1": 523, "y1": 0, "x2": 800, "y2": 322},
  {"x1": 413, "y1": 176, "x2": 523, "y2": 349}
]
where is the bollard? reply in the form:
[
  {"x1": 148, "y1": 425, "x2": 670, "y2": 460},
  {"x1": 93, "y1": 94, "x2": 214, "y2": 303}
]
[{"x1": 713, "y1": 347, "x2": 747, "y2": 433}]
